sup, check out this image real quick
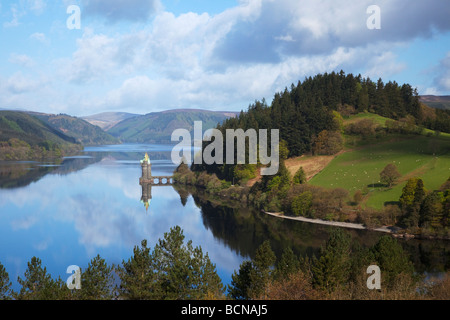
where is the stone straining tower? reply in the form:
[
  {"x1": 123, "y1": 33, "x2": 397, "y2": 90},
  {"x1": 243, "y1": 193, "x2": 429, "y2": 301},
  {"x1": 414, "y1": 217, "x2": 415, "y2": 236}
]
[{"x1": 140, "y1": 152, "x2": 151, "y2": 182}]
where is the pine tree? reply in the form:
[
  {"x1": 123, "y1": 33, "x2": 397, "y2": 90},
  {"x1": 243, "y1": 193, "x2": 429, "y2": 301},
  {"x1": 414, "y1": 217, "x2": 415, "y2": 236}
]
[
  {"x1": 274, "y1": 247, "x2": 300, "y2": 280},
  {"x1": 227, "y1": 241, "x2": 276, "y2": 299},
  {"x1": 293, "y1": 167, "x2": 307, "y2": 185},
  {"x1": 153, "y1": 226, "x2": 224, "y2": 300},
  {"x1": 78, "y1": 255, "x2": 116, "y2": 300},
  {"x1": 371, "y1": 236, "x2": 415, "y2": 288},
  {"x1": 117, "y1": 240, "x2": 158, "y2": 300},
  {"x1": 248, "y1": 240, "x2": 276, "y2": 299},
  {"x1": 0, "y1": 262, "x2": 13, "y2": 300},
  {"x1": 228, "y1": 261, "x2": 253, "y2": 300},
  {"x1": 15, "y1": 257, "x2": 60, "y2": 300},
  {"x1": 400, "y1": 178, "x2": 419, "y2": 208},
  {"x1": 399, "y1": 178, "x2": 426, "y2": 228},
  {"x1": 420, "y1": 191, "x2": 444, "y2": 229},
  {"x1": 311, "y1": 228, "x2": 352, "y2": 292}
]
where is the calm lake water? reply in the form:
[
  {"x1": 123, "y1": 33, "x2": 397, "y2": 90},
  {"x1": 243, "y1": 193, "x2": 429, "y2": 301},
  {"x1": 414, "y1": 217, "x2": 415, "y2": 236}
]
[{"x1": 0, "y1": 144, "x2": 449, "y2": 292}]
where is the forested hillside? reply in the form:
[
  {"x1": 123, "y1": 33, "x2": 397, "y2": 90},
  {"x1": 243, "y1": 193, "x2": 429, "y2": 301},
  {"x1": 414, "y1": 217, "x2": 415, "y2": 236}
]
[
  {"x1": 32, "y1": 112, "x2": 120, "y2": 146},
  {"x1": 183, "y1": 71, "x2": 450, "y2": 238},
  {"x1": 107, "y1": 109, "x2": 238, "y2": 143},
  {"x1": 0, "y1": 111, "x2": 82, "y2": 160},
  {"x1": 420, "y1": 95, "x2": 450, "y2": 110},
  {"x1": 193, "y1": 71, "x2": 450, "y2": 182},
  {"x1": 221, "y1": 71, "x2": 450, "y2": 155}
]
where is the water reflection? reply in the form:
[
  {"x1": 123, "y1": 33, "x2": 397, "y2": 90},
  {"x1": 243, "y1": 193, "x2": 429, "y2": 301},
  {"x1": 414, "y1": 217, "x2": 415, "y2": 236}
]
[
  {"x1": 0, "y1": 145, "x2": 245, "y2": 290},
  {"x1": 0, "y1": 155, "x2": 101, "y2": 189},
  {"x1": 0, "y1": 144, "x2": 448, "y2": 294}
]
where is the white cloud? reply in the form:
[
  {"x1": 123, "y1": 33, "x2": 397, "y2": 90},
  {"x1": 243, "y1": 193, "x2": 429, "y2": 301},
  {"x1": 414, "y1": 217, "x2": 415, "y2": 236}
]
[
  {"x1": 363, "y1": 49, "x2": 407, "y2": 79},
  {"x1": 3, "y1": 6, "x2": 21, "y2": 28},
  {"x1": 9, "y1": 53, "x2": 35, "y2": 68},
  {"x1": 213, "y1": 0, "x2": 450, "y2": 64},
  {"x1": 4, "y1": 0, "x2": 450, "y2": 115},
  {"x1": 27, "y1": 0, "x2": 46, "y2": 14},
  {"x1": 33, "y1": 238, "x2": 52, "y2": 251},
  {"x1": 433, "y1": 52, "x2": 450, "y2": 92},
  {"x1": 61, "y1": 31, "x2": 121, "y2": 83},
  {"x1": 30, "y1": 32, "x2": 48, "y2": 44},
  {"x1": 6, "y1": 72, "x2": 40, "y2": 94},
  {"x1": 423, "y1": 87, "x2": 440, "y2": 96}
]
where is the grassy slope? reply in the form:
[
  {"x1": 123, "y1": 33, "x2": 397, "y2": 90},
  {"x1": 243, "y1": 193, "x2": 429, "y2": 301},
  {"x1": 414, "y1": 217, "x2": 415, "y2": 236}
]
[{"x1": 307, "y1": 113, "x2": 450, "y2": 209}]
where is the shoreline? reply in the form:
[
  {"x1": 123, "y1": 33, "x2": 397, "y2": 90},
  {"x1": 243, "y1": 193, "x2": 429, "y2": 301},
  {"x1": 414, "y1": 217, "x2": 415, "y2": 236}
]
[
  {"x1": 262, "y1": 211, "x2": 449, "y2": 240},
  {"x1": 263, "y1": 211, "x2": 394, "y2": 234}
]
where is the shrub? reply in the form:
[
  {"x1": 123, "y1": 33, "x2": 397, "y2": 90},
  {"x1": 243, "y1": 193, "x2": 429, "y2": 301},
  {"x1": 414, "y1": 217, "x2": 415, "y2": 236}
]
[{"x1": 290, "y1": 191, "x2": 313, "y2": 217}]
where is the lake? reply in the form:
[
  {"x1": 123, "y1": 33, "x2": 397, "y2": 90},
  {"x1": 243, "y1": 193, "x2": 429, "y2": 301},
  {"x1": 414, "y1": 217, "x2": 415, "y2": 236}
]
[{"x1": 0, "y1": 144, "x2": 448, "y2": 292}]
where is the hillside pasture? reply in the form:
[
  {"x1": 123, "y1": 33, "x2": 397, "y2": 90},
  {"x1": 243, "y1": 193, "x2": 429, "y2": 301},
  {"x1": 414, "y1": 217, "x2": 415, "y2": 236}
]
[{"x1": 309, "y1": 135, "x2": 450, "y2": 209}]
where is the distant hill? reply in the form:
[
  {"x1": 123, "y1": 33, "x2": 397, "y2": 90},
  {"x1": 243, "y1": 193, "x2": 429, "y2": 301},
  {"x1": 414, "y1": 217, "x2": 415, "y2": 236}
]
[
  {"x1": 81, "y1": 112, "x2": 140, "y2": 131},
  {"x1": 107, "y1": 109, "x2": 238, "y2": 143},
  {"x1": 0, "y1": 111, "x2": 82, "y2": 160},
  {"x1": 0, "y1": 111, "x2": 77, "y2": 145},
  {"x1": 420, "y1": 95, "x2": 450, "y2": 110},
  {"x1": 30, "y1": 112, "x2": 120, "y2": 146}
]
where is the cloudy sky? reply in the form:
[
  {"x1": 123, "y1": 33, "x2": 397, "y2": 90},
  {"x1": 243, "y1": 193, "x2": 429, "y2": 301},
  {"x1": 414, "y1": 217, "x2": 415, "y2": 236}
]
[{"x1": 1, "y1": 0, "x2": 450, "y2": 116}]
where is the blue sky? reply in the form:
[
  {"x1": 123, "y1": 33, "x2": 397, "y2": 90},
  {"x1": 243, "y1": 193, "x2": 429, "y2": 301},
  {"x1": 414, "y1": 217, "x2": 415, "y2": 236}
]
[{"x1": 1, "y1": 0, "x2": 450, "y2": 116}]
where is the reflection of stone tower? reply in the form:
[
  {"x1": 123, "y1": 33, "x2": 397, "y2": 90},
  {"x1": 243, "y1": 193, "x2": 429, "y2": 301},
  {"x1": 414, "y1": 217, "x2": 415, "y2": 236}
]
[{"x1": 140, "y1": 183, "x2": 152, "y2": 212}]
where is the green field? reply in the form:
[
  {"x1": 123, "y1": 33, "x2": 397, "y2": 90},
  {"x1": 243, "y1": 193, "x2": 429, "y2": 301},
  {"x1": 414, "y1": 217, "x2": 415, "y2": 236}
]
[
  {"x1": 343, "y1": 112, "x2": 391, "y2": 127},
  {"x1": 309, "y1": 134, "x2": 450, "y2": 209}
]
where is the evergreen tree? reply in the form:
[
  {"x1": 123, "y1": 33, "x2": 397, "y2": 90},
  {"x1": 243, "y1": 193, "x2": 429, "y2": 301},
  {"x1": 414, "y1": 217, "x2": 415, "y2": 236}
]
[
  {"x1": 400, "y1": 178, "x2": 420, "y2": 208},
  {"x1": 153, "y1": 226, "x2": 224, "y2": 300},
  {"x1": 399, "y1": 178, "x2": 426, "y2": 228},
  {"x1": 311, "y1": 228, "x2": 352, "y2": 292},
  {"x1": 117, "y1": 240, "x2": 158, "y2": 300},
  {"x1": 420, "y1": 191, "x2": 444, "y2": 229},
  {"x1": 413, "y1": 179, "x2": 427, "y2": 206},
  {"x1": 274, "y1": 247, "x2": 300, "y2": 280},
  {"x1": 348, "y1": 243, "x2": 375, "y2": 288},
  {"x1": 293, "y1": 167, "x2": 307, "y2": 185},
  {"x1": 228, "y1": 261, "x2": 253, "y2": 300},
  {"x1": 248, "y1": 240, "x2": 276, "y2": 298},
  {"x1": 227, "y1": 241, "x2": 276, "y2": 299},
  {"x1": 279, "y1": 139, "x2": 290, "y2": 160},
  {"x1": 78, "y1": 255, "x2": 116, "y2": 300},
  {"x1": 0, "y1": 262, "x2": 13, "y2": 300},
  {"x1": 356, "y1": 84, "x2": 370, "y2": 111},
  {"x1": 371, "y1": 236, "x2": 415, "y2": 288},
  {"x1": 15, "y1": 257, "x2": 60, "y2": 300}
]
